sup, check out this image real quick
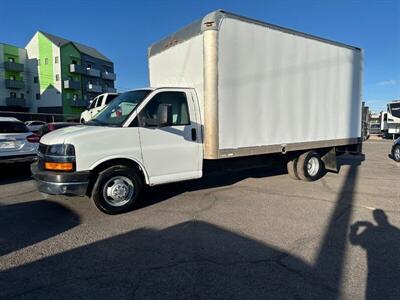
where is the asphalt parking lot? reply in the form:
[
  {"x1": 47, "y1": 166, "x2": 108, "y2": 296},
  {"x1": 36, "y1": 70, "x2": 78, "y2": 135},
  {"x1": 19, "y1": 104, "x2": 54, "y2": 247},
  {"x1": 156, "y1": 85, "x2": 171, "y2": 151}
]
[{"x1": 0, "y1": 139, "x2": 399, "y2": 299}]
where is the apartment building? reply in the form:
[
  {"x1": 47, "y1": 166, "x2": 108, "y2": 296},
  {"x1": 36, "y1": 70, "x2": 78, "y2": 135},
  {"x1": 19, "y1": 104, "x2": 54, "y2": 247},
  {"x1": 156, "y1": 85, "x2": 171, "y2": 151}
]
[
  {"x1": 26, "y1": 31, "x2": 116, "y2": 115},
  {"x1": 0, "y1": 31, "x2": 116, "y2": 115},
  {"x1": 0, "y1": 43, "x2": 29, "y2": 112}
]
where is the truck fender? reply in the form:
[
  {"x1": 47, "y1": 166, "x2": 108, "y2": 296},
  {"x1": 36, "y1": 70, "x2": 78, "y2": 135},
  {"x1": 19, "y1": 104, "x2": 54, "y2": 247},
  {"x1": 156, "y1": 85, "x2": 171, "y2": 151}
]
[{"x1": 90, "y1": 156, "x2": 150, "y2": 185}]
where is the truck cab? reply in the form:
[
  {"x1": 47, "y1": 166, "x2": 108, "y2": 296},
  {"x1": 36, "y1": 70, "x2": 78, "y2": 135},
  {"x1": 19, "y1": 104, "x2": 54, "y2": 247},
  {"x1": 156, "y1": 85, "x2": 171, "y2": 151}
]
[
  {"x1": 32, "y1": 88, "x2": 203, "y2": 214},
  {"x1": 80, "y1": 93, "x2": 119, "y2": 123}
]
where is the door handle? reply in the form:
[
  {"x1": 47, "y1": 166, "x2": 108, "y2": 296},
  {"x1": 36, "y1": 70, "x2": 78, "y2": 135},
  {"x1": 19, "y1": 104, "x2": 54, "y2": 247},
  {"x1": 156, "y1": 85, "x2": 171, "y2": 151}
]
[{"x1": 191, "y1": 128, "x2": 197, "y2": 141}]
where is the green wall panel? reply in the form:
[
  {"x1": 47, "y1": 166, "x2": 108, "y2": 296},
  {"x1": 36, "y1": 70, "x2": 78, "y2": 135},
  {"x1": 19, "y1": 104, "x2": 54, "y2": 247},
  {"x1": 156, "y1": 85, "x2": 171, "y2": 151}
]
[
  {"x1": 61, "y1": 43, "x2": 83, "y2": 115},
  {"x1": 38, "y1": 32, "x2": 54, "y2": 92}
]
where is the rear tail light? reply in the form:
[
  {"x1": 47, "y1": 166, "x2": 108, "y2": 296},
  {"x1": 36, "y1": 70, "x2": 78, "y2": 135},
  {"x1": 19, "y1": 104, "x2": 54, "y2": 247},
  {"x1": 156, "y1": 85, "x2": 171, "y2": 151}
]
[{"x1": 27, "y1": 134, "x2": 40, "y2": 143}]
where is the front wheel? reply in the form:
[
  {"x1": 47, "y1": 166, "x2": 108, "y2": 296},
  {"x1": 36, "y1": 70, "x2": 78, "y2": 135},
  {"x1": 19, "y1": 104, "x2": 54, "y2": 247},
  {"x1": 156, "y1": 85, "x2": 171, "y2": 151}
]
[
  {"x1": 80, "y1": 119, "x2": 85, "y2": 124},
  {"x1": 393, "y1": 145, "x2": 400, "y2": 162},
  {"x1": 296, "y1": 151, "x2": 325, "y2": 181},
  {"x1": 92, "y1": 165, "x2": 143, "y2": 214}
]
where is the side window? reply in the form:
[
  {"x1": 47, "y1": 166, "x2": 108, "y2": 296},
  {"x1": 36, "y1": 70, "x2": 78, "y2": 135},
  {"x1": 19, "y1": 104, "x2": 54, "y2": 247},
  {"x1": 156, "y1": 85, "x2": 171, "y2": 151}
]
[
  {"x1": 140, "y1": 91, "x2": 190, "y2": 126},
  {"x1": 105, "y1": 94, "x2": 118, "y2": 104},
  {"x1": 96, "y1": 96, "x2": 104, "y2": 107},
  {"x1": 89, "y1": 98, "x2": 97, "y2": 109}
]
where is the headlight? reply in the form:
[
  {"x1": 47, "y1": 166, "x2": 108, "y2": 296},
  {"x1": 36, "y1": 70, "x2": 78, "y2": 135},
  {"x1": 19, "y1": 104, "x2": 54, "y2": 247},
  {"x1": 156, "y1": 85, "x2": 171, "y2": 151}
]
[
  {"x1": 42, "y1": 144, "x2": 76, "y2": 172},
  {"x1": 47, "y1": 144, "x2": 75, "y2": 156}
]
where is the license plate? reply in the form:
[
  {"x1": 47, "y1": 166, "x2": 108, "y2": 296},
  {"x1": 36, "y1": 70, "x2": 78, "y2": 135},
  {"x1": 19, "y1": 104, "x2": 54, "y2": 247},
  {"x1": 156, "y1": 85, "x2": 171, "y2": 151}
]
[{"x1": 0, "y1": 141, "x2": 16, "y2": 149}]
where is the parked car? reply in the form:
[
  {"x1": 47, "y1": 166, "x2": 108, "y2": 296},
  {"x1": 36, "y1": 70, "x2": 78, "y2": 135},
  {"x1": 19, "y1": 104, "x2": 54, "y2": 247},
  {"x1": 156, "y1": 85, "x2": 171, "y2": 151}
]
[
  {"x1": 0, "y1": 117, "x2": 39, "y2": 163},
  {"x1": 391, "y1": 137, "x2": 400, "y2": 162},
  {"x1": 36, "y1": 122, "x2": 81, "y2": 138},
  {"x1": 80, "y1": 93, "x2": 119, "y2": 123},
  {"x1": 25, "y1": 120, "x2": 46, "y2": 133}
]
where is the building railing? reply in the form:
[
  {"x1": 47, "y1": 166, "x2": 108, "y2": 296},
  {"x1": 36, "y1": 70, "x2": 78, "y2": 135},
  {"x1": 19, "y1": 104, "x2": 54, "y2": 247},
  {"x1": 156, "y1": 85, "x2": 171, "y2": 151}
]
[
  {"x1": 4, "y1": 61, "x2": 24, "y2": 72},
  {"x1": 5, "y1": 79, "x2": 25, "y2": 89},
  {"x1": 63, "y1": 79, "x2": 81, "y2": 90},
  {"x1": 6, "y1": 97, "x2": 26, "y2": 107}
]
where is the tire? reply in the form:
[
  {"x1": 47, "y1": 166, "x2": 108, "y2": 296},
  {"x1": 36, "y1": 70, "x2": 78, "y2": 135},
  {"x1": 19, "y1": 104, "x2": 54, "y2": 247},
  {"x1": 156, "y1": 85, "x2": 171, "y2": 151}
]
[
  {"x1": 287, "y1": 158, "x2": 300, "y2": 180},
  {"x1": 296, "y1": 151, "x2": 324, "y2": 181},
  {"x1": 393, "y1": 145, "x2": 400, "y2": 162},
  {"x1": 80, "y1": 119, "x2": 85, "y2": 124},
  {"x1": 92, "y1": 165, "x2": 143, "y2": 214}
]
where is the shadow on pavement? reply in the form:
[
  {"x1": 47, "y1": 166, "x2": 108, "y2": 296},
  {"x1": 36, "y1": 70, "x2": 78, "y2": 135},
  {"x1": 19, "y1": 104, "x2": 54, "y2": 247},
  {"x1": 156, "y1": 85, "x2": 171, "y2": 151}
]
[
  {"x1": 0, "y1": 200, "x2": 80, "y2": 256},
  {"x1": 350, "y1": 209, "x2": 400, "y2": 299},
  {"x1": 0, "y1": 162, "x2": 33, "y2": 185},
  {"x1": 0, "y1": 158, "x2": 373, "y2": 299},
  {"x1": 139, "y1": 154, "x2": 288, "y2": 209}
]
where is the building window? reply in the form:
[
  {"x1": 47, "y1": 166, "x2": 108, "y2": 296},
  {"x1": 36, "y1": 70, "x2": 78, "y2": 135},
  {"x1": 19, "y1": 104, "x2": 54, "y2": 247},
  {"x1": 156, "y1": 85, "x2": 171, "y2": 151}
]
[
  {"x1": 8, "y1": 57, "x2": 15, "y2": 63},
  {"x1": 87, "y1": 64, "x2": 92, "y2": 70},
  {"x1": 73, "y1": 94, "x2": 78, "y2": 100},
  {"x1": 10, "y1": 92, "x2": 17, "y2": 98},
  {"x1": 38, "y1": 59, "x2": 41, "y2": 65},
  {"x1": 55, "y1": 74, "x2": 60, "y2": 81},
  {"x1": 36, "y1": 93, "x2": 40, "y2": 100},
  {"x1": 66, "y1": 92, "x2": 71, "y2": 100},
  {"x1": 9, "y1": 75, "x2": 15, "y2": 81},
  {"x1": 55, "y1": 56, "x2": 59, "y2": 64},
  {"x1": 45, "y1": 58, "x2": 48, "y2": 65},
  {"x1": 20, "y1": 93, "x2": 25, "y2": 99},
  {"x1": 72, "y1": 60, "x2": 77, "y2": 65},
  {"x1": 34, "y1": 76, "x2": 38, "y2": 83}
]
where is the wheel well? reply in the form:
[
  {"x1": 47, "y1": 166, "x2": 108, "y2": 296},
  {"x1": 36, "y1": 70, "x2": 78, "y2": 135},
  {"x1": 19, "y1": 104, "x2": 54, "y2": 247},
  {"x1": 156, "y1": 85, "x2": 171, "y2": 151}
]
[{"x1": 86, "y1": 158, "x2": 147, "y2": 197}]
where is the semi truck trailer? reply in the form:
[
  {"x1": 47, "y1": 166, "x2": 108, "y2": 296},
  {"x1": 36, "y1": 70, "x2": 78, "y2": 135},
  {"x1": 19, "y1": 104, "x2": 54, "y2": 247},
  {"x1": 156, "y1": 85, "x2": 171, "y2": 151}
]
[{"x1": 32, "y1": 10, "x2": 363, "y2": 214}]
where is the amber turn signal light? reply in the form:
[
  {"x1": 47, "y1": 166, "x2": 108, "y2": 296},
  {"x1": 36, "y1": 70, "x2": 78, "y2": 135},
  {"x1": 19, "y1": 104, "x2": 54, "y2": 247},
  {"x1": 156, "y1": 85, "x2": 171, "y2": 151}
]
[{"x1": 44, "y1": 162, "x2": 73, "y2": 171}]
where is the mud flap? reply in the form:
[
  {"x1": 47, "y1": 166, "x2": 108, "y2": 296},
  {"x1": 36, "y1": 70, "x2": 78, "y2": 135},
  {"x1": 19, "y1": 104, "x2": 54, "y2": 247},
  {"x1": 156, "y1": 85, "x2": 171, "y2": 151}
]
[{"x1": 321, "y1": 147, "x2": 338, "y2": 173}]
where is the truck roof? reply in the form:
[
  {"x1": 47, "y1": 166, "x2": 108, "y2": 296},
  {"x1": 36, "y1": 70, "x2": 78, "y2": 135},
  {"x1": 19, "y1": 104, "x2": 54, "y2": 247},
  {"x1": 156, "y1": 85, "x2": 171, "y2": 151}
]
[{"x1": 149, "y1": 9, "x2": 361, "y2": 58}]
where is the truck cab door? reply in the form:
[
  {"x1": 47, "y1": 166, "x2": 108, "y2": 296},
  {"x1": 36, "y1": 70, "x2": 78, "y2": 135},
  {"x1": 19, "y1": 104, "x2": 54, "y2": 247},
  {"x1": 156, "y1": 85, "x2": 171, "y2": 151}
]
[{"x1": 137, "y1": 89, "x2": 202, "y2": 185}]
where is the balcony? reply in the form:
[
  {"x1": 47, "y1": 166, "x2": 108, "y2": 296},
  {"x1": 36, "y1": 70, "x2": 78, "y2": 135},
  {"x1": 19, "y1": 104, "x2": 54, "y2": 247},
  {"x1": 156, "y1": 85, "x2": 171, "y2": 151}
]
[
  {"x1": 69, "y1": 98, "x2": 88, "y2": 108},
  {"x1": 69, "y1": 64, "x2": 86, "y2": 75},
  {"x1": 86, "y1": 68, "x2": 100, "y2": 77},
  {"x1": 87, "y1": 83, "x2": 102, "y2": 93},
  {"x1": 5, "y1": 79, "x2": 25, "y2": 89},
  {"x1": 101, "y1": 71, "x2": 116, "y2": 81},
  {"x1": 103, "y1": 86, "x2": 117, "y2": 93},
  {"x1": 64, "y1": 80, "x2": 81, "y2": 90},
  {"x1": 4, "y1": 61, "x2": 24, "y2": 72},
  {"x1": 6, "y1": 97, "x2": 26, "y2": 107}
]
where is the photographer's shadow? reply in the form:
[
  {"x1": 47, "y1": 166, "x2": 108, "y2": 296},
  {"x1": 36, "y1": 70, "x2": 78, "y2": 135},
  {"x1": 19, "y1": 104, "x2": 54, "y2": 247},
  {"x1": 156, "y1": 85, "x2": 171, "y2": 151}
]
[{"x1": 349, "y1": 209, "x2": 400, "y2": 300}]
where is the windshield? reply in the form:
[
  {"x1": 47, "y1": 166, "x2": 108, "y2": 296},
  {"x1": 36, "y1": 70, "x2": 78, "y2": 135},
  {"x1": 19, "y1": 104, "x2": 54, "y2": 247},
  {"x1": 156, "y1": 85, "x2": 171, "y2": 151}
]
[
  {"x1": 89, "y1": 90, "x2": 151, "y2": 126},
  {"x1": 388, "y1": 103, "x2": 400, "y2": 118}
]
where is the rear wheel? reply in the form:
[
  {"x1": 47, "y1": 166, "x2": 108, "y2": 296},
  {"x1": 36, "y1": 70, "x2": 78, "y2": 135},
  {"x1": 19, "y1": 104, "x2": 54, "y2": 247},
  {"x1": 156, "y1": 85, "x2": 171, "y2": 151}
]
[
  {"x1": 393, "y1": 145, "x2": 400, "y2": 162},
  {"x1": 296, "y1": 151, "x2": 325, "y2": 181},
  {"x1": 92, "y1": 165, "x2": 142, "y2": 214}
]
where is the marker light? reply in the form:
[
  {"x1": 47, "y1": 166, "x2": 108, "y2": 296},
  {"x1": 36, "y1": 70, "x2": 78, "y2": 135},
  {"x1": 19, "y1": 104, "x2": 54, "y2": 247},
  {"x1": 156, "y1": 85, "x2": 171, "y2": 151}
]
[{"x1": 44, "y1": 162, "x2": 74, "y2": 171}]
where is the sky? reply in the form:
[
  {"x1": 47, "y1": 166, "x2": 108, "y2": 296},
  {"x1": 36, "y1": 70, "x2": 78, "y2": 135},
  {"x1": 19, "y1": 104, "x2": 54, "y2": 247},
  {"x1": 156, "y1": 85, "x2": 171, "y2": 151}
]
[{"x1": 1, "y1": 0, "x2": 399, "y2": 113}]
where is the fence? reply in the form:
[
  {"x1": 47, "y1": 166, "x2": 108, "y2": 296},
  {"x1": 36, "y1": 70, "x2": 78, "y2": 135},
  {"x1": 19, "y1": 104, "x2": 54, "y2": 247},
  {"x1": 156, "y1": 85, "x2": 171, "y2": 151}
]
[{"x1": 0, "y1": 110, "x2": 79, "y2": 123}]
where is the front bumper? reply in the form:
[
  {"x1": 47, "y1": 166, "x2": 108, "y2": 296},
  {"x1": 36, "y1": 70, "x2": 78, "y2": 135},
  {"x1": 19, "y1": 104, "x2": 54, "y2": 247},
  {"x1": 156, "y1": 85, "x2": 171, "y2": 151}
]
[{"x1": 31, "y1": 163, "x2": 90, "y2": 196}]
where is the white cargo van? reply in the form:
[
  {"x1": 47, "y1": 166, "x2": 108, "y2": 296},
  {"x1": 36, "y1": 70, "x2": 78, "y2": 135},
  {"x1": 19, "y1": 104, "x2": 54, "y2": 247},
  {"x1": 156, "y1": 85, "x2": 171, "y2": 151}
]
[{"x1": 32, "y1": 10, "x2": 363, "y2": 214}]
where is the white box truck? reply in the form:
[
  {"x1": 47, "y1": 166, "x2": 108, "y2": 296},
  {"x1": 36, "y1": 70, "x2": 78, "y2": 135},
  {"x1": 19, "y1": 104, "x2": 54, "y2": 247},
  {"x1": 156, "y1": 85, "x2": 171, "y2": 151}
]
[{"x1": 32, "y1": 10, "x2": 363, "y2": 214}]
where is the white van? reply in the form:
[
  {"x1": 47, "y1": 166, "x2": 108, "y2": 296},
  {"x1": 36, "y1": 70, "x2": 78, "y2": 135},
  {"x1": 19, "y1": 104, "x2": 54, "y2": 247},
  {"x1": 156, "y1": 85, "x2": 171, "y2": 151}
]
[
  {"x1": 80, "y1": 93, "x2": 119, "y2": 123},
  {"x1": 32, "y1": 10, "x2": 363, "y2": 214}
]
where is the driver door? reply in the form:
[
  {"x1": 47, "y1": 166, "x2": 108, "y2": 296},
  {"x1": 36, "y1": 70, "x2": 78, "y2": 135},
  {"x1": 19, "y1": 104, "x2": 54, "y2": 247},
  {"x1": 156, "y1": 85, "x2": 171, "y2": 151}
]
[{"x1": 137, "y1": 89, "x2": 202, "y2": 185}]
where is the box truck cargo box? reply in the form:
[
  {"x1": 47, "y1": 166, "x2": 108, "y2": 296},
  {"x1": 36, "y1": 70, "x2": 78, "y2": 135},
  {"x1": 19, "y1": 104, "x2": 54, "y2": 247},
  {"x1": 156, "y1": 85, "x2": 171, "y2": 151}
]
[
  {"x1": 149, "y1": 10, "x2": 363, "y2": 159},
  {"x1": 32, "y1": 10, "x2": 364, "y2": 214}
]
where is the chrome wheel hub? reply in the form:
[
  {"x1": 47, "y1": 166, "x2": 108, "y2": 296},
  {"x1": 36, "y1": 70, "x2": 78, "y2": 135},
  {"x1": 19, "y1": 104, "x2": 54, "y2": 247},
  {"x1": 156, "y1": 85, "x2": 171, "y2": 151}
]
[
  {"x1": 395, "y1": 147, "x2": 400, "y2": 160},
  {"x1": 307, "y1": 157, "x2": 320, "y2": 177},
  {"x1": 103, "y1": 176, "x2": 134, "y2": 207}
]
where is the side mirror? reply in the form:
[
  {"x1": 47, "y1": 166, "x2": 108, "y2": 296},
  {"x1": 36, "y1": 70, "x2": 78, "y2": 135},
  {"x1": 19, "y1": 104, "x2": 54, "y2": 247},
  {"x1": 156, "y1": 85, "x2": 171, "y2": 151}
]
[{"x1": 157, "y1": 104, "x2": 173, "y2": 127}]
